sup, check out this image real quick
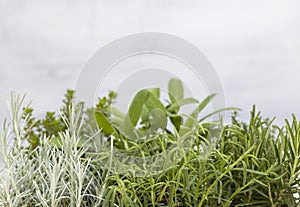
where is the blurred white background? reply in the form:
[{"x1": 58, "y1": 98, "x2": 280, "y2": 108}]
[{"x1": 0, "y1": 0, "x2": 300, "y2": 125}]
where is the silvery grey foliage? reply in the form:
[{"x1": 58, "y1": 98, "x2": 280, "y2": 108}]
[{"x1": 0, "y1": 93, "x2": 107, "y2": 207}]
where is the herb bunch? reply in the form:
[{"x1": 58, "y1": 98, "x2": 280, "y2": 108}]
[{"x1": 0, "y1": 79, "x2": 299, "y2": 207}]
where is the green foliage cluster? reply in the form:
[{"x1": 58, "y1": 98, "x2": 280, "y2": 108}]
[
  {"x1": 0, "y1": 79, "x2": 299, "y2": 207},
  {"x1": 22, "y1": 90, "x2": 77, "y2": 149},
  {"x1": 93, "y1": 79, "x2": 229, "y2": 161}
]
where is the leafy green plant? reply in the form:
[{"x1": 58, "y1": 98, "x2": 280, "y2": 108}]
[
  {"x1": 93, "y1": 79, "x2": 230, "y2": 160},
  {"x1": 0, "y1": 79, "x2": 299, "y2": 207},
  {"x1": 197, "y1": 107, "x2": 300, "y2": 206},
  {"x1": 21, "y1": 90, "x2": 79, "y2": 149}
]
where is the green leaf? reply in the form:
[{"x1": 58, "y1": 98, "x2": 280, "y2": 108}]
[
  {"x1": 184, "y1": 94, "x2": 216, "y2": 130},
  {"x1": 123, "y1": 89, "x2": 166, "y2": 138},
  {"x1": 144, "y1": 91, "x2": 165, "y2": 112},
  {"x1": 141, "y1": 106, "x2": 150, "y2": 122},
  {"x1": 107, "y1": 106, "x2": 125, "y2": 119},
  {"x1": 170, "y1": 115, "x2": 182, "y2": 132},
  {"x1": 179, "y1": 97, "x2": 198, "y2": 106},
  {"x1": 148, "y1": 88, "x2": 160, "y2": 98},
  {"x1": 168, "y1": 78, "x2": 184, "y2": 104},
  {"x1": 127, "y1": 90, "x2": 149, "y2": 127},
  {"x1": 94, "y1": 111, "x2": 116, "y2": 136},
  {"x1": 167, "y1": 97, "x2": 199, "y2": 113},
  {"x1": 149, "y1": 108, "x2": 167, "y2": 131}
]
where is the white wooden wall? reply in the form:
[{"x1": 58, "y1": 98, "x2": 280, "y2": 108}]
[{"x1": 0, "y1": 0, "x2": 300, "y2": 128}]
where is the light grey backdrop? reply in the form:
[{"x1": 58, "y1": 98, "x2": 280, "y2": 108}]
[{"x1": 1, "y1": 0, "x2": 300, "y2": 126}]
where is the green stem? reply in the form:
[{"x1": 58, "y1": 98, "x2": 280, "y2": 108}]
[{"x1": 198, "y1": 144, "x2": 255, "y2": 207}]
